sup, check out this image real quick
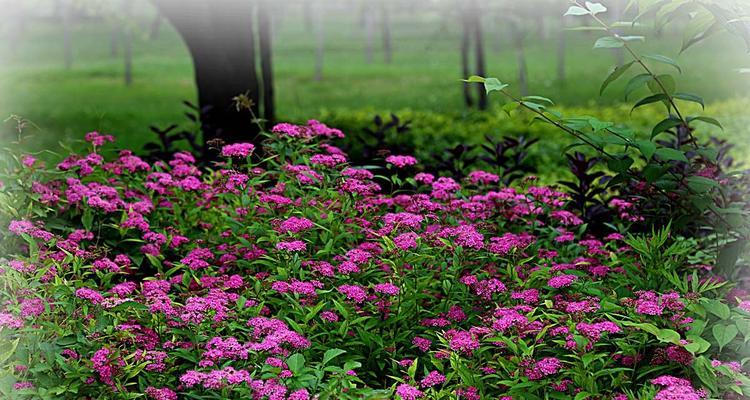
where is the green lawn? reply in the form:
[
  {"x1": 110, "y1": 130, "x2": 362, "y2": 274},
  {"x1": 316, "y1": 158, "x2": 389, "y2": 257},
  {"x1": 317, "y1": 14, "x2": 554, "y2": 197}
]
[{"x1": 1, "y1": 7, "x2": 749, "y2": 154}]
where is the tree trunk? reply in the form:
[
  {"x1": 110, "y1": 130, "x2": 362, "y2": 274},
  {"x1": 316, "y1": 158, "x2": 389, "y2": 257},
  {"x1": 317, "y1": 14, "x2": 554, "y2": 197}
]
[
  {"x1": 557, "y1": 13, "x2": 566, "y2": 83},
  {"x1": 470, "y1": 0, "x2": 487, "y2": 110},
  {"x1": 62, "y1": 0, "x2": 73, "y2": 69},
  {"x1": 363, "y1": 5, "x2": 375, "y2": 64},
  {"x1": 611, "y1": 0, "x2": 624, "y2": 66},
  {"x1": 303, "y1": 0, "x2": 313, "y2": 33},
  {"x1": 151, "y1": 0, "x2": 261, "y2": 154},
  {"x1": 123, "y1": 0, "x2": 134, "y2": 86},
  {"x1": 258, "y1": 0, "x2": 275, "y2": 124},
  {"x1": 381, "y1": 3, "x2": 392, "y2": 64},
  {"x1": 314, "y1": 4, "x2": 325, "y2": 81},
  {"x1": 514, "y1": 26, "x2": 528, "y2": 97},
  {"x1": 460, "y1": 9, "x2": 473, "y2": 108},
  {"x1": 149, "y1": 12, "x2": 163, "y2": 40}
]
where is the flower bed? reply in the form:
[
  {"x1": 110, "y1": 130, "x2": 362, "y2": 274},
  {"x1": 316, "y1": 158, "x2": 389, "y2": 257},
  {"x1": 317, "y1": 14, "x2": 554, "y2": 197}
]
[{"x1": 0, "y1": 122, "x2": 748, "y2": 399}]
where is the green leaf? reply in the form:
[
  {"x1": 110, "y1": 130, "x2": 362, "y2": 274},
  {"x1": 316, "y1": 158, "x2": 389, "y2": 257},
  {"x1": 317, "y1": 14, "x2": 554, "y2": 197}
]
[
  {"x1": 647, "y1": 74, "x2": 676, "y2": 95},
  {"x1": 686, "y1": 176, "x2": 719, "y2": 193},
  {"x1": 620, "y1": 35, "x2": 645, "y2": 42},
  {"x1": 522, "y1": 95, "x2": 554, "y2": 105},
  {"x1": 635, "y1": 140, "x2": 657, "y2": 159},
  {"x1": 463, "y1": 75, "x2": 485, "y2": 83},
  {"x1": 685, "y1": 335, "x2": 711, "y2": 354},
  {"x1": 674, "y1": 92, "x2": 705, "y2": 109},
  {"x1": 585, "y1": 2, "x2": 607, "y2": 15},
  {"x1": 651, "y1": 117, "x2": 682, "y2": 138},
  {"x1": 713, "y1": 324, "x2": 738, "y2": 351},
  {"x1": 588, "y1": 117, "x2": 613, "y2": 132},
  {"x1": 322, "y1": 348, "x2": 346, "y2": 365},
  {"x1": 654, "y1": 147, "x2": 689, "y2": 162},
  {"x1": 483, "y1": 78, "x2": 508, "y2": 94},
  {"x1": 643, "y1": 54, "x2": 682, "y2": 73},
  {"x1": 600, "y1": 61, "x2": 635, "y2": 95},
  {"x1": 594, "y1": 36, "x2": 624, "y2": 49},
  {"x1": 624, "y1": 74, "x2": 653, "y2": 99},
  {"x1": 656, "y1": 328, "x2": 682, "y2": 345},
  {"x1": 565, "y1": 5, "x2": 590, "y2": 16},
  {"x1": 688, "y1": 116, "x2": 723, "y2": 130},
  {"x1": 287, "y1": 353, "x2": 306, "y2": 374},
  {"x1": 704, "y1": 298, "x2": 731, "y2": 319},
  {"x1": 607, "y1": 156, "x2": 634, "y2": 173},
  {"x1": 631, "y1": 93, "x2": 669, "y2": 113},
  {"x1": 693, "y1": 356, "x2": 719, "y2": 393}
]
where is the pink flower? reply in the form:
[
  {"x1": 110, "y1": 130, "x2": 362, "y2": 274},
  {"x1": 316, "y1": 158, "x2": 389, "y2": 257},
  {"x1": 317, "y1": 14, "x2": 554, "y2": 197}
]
[
  {"x1": 385, "y1": 155, "x2": 418, "y2": 168},
  {"x1": 396, "y1": 383, "x2": 424, "y2": 400},
  {"x1": 547, "y1": 274, "x2": 577, "y2": 289},
  {"x1": 276, "y1": 240, "x2": 306, "y2": 252},
  {"x1": 221, "y1": 142, "x2": 255, "y2": 157},
  {"x1": 420, "y1": 370, "x2": 446, "y2": 388}
]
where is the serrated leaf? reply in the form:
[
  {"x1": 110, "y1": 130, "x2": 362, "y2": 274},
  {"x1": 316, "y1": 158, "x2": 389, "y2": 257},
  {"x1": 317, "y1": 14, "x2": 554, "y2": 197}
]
[{"x1": 600, "y1": 61, "x2": 635, "y2": 95}]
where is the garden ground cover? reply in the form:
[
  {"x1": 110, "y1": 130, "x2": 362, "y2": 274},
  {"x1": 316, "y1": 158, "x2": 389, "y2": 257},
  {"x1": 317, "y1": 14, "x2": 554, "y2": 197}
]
[{"x1": 0, "y1": 121, "x2": 749, "y2": 399}]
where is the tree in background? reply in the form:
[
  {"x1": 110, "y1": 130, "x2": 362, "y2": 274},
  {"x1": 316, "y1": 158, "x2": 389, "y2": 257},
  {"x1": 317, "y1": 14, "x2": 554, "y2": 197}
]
[
  {"x1": 149, "y1": 0, "x2": 275, "y2": 155},
  {"x1": 460, "y1": 0, "x2": 487, "y2": 110}
]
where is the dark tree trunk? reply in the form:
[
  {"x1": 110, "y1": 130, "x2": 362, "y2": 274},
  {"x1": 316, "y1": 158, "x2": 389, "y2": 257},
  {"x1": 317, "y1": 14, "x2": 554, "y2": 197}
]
[
  {"x1": 469, "y1": 0, "x2": 487, "y2": 110},
  {"x1": 460, "y1": 11, "x2": 473, "y2": 108},
  {"x1": 258, "y1": 0, "x2": 275, "y2": 123},
  {"x1": 150, "y1": 0, "x2": 261, "y2": 154},
  {"x1": 381, "y1": 3, "x2": 392, "y2": 64}
]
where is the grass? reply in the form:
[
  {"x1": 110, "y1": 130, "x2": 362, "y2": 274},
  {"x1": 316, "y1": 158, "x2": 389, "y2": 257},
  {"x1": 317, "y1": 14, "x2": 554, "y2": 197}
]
[{"x1": 1, "y1": 5, "x2": 749, "y2": 154}]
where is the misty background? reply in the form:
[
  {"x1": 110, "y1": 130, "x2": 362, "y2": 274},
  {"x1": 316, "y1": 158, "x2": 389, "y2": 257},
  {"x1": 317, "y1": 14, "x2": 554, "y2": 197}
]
[{"x1": 0, "y1": 0, "x2": 748, "y2": 158}]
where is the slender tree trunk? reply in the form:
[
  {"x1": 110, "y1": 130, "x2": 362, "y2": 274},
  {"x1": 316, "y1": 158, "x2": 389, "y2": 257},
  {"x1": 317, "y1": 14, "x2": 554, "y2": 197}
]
[
  {"x1": 314, "y1": 4, "x2": 325, "y2": 81},
  {"x1": 258, "y1": 0, "x2": 275, "y2": 123},
  {"x1": 149, "y1": 12, "x2": 163, "y2": 40},
  {"x1": 151, "y1": 0, "x2": 261, "y2": 153},
  {"x1": 470, "y1": 0, "x2": 487, "y2": 110},
  {"x1": 123, "y1": 0, "x2": 134, "y2": 86},
  {"x1": 62, "y1": 0, "x2": 73, "y2": 69},
  {"x1": 514, "y1": 26, "x2": 528, "y2": 97},
  {"x1": 111, "y1": 28, "x2": 120, "y2": 57},
  {"x1": 364, "y1": 5, "x2": 375, "y2": 64},
  {"x1": 612, "y1": 0, "x2": 624, "y2": 66},
  {"x1": 303, "y1": 0, "x2": 313, "y2": 33},
  {"x1": 460, "y1": 10, "x2": 473, "y2": 108},
  {"x1": 557, "y1": 14, "x2": 566, "y2": 83},
  {"x1": 381, "y1": 3, "x2": 392, "y2": 64}
]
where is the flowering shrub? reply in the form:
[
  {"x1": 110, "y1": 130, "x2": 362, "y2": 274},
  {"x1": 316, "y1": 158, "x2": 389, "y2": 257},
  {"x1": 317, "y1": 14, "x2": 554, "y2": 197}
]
[{"x1": 0, "y1": 121, "x2": 749, "y2": 400}]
